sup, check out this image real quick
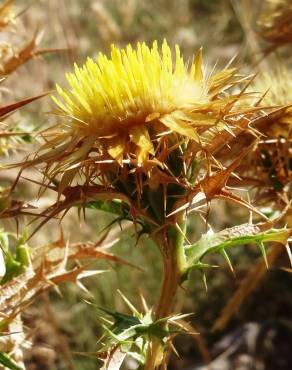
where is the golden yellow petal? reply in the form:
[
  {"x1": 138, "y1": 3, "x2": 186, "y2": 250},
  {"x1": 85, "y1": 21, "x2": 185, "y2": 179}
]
[
  {"x1": 191, "y1": 47, "x2": 203, "y2": 82},
  {"x1": 107, "y1": 135, "x2": 126, "y2": 163},
  {"x1": 159, "y1": 112, "x2": 200, "y2": 141},
  {"x1": 129, "y1": 125, "x2": 155, "y2": 156},
  {"x1": 135, "y1": 146, "x2": 148, "y2": 163},
  {"x1": 145, "y1": 112, "x2": 161, "y2": 122}
]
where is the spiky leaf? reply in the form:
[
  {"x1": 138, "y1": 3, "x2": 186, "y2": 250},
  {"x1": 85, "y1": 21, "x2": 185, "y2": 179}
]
[
  {"x1": 184, "y1": 222, "x2": 290, "y2": 275},
  {"x1": 0, "y1": 352, "x2": 22, "y2": 370}
]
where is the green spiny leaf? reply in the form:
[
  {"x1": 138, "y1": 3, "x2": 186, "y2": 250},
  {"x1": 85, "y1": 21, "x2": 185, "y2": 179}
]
[
  {"x1": 97, "y1": 305, "x2": 188, "y2": 362},
  {"x1": 184, "y1": 222, "x2": 290, "y2": 274},
  {"x1": 0, "y1": 352, "x2": 22, "y2": 370}
]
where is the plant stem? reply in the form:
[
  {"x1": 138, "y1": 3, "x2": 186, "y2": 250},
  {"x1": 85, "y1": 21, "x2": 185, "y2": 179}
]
[
  {"x1": 145, "y1": 221, "x2": 186, "y2": 369},
  {"x1": 155, "y1": 248, "x2": 179, "y2": 319}
]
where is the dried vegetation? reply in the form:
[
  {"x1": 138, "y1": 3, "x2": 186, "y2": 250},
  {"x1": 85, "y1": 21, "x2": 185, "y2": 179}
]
[{"x1": 0, "y1": 1, "x2": 291, "y2": 370}]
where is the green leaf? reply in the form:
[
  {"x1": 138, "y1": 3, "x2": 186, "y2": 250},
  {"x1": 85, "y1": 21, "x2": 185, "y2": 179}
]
[
  {"x1": 81, "y1": 200, "x2": 133, "y2": 225},
  {"x1": 0, "y1": 352, "x2": 22, "y2": 370},
  {"x1": 85, "y1": 199, "x2": 126, "y2": 215},
  {"x1": 0, "y1": 253, "x2": 21, "y2": 285},
  {"x1": 0, "y1": 231, "x2": 30, "y2": 285},
  {"x1": 97, "y1": 304, "x2": 187, "y2": 365},
  {"x1": 184, "y1": 222, "x2": 290, "y2": 274},
  {"x1": 99, "y1": 308, "x2": 142, "y2": 335}
]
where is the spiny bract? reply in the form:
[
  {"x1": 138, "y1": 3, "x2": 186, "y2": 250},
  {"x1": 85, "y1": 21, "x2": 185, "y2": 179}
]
[{"x1": 239, "y1": 67, "x2": 292, "y2": 211}]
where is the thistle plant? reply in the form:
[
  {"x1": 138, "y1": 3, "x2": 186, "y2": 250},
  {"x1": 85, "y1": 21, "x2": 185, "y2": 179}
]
[{"x1": 18, "y1": 40, "x2": 291, "y2": 369}]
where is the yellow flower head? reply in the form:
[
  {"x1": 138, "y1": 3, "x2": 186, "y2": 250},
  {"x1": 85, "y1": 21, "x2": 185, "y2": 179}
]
[
  {"x1": 24, "y1": 39, "x2": 279, "y2": 229},
  {"x1": 33, "y1": 40, "x2": 260, "y2": 196},
  {"x1": 53, "y1": 40, "x2": 208, "y2": 164}
]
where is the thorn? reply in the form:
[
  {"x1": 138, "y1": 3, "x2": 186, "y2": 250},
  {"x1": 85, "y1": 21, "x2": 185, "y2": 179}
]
[
  {"x1": 117, "y1": 289, "x2": 139, "y2": 316},
  {"x1": 258, "y1": 241, "x2": 268, "y2": 269},
  {"x1": 201, "y1": 271, "x2": 208, "y2": 291},
  {"x1": 77, "y1": 281, "x2": 92, "y2": 296},
  {"x1": 247, "y1": 193, "x2": 253, "y2": 224},
  {"x1": 53, "y1": 285, "x2": 62, "y2": 297},
  {"x1": 169, "y1": 340, "x2": 180, "y2": 358},
  {"x1": 220, "y1": 248, "x2": 235, "y2": 275},
  {"x1": 285, "y1": 243, "x2": 292, "y2": 267},
  {"x1": 193, "y1": 261, "x2": 219, "y2": 269},
  {"x1": 175, "y1": 222, "x2": 191, "y2": 244},
  {"x1": 139, "y1": 293, "x2": 149, "y2": 313}
]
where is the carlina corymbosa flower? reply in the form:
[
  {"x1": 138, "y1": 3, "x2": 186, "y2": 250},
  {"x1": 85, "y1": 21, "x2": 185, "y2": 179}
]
[
  {"x1": 52, "y1": 39, "x2": 208, "y2": 164},
  {"x1": 28, "y1": 39, "x2": 264, "y2": 200}
]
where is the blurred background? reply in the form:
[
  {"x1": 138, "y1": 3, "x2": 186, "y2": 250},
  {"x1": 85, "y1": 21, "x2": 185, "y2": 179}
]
[{"x1": 1, "y1": 0, "x2": 292, "y2": 369}]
